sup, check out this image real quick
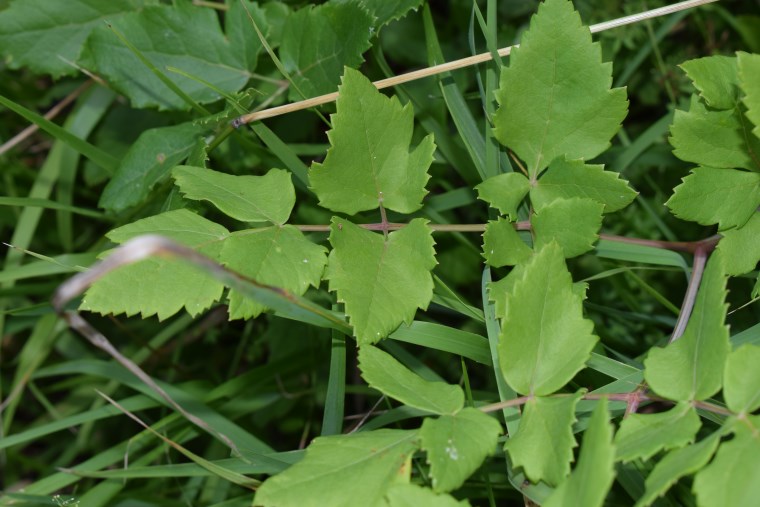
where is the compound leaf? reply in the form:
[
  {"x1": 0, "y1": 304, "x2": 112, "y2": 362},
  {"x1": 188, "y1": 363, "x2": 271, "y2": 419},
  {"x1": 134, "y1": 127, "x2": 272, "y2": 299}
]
[
  {"x1": 482, "y1": 219, "x2": 532, "y2": 268},
  {"x1": 614, "y1": 403, "x2": 701, "y2": 462},
  {"x1": 738, "y1": 51, "x2": 760, "y2": 138},
  {"x1": 310, "y1": 68, "x2": 435, "y2": 215},
  {"x1": 723, "y1": 344, "x2": 760, "y2": 414},
  {"x1": 716, "y1": 212, "x2": 760, "y2": 275},
  {"x1": 532, "y1": 197, "x2": 604, "y2": 258},
  {"x1": 475, "y1": 172, "x2": 531, "y2": 220},
  {"x1": 680, "y1": 55, "x2": 740, "y2": 110}
]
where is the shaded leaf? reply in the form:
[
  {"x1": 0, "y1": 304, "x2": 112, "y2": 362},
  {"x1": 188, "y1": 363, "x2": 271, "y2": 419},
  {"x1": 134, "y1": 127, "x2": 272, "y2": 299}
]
[
  {"x1": 475, "y1": 172, "x2": 531, "y2": 220},
  {"x1": 716, "y1": 212, "x2": 760, "y2": 275},
  {"x1": 680, "y1": 55, "x2": 740, "y2": 110},
  {"x1": 482, "y1": 219, "x2": 532, "y2": 267},
  {"x1": 384, "y1": 483, "x2": 468, "y2": 507},
  {"x1": 226, "y1": 0, "x2": 266, "y2": 72},
  {"x1": 336, "y1": 0, "x2": 425, "y2": 27},
  {"x1": 738, "y1": 51, "x2": 760, "y2": 138},
  {"x1": 614, "y1": 403, "x2": 701, "y2": 462},
  {"x1": 723, "y1": 344, "x2": 760, "y2": 414},
  {"x1": 532, "y1": 197, "x2": 604, "y2": 258}
]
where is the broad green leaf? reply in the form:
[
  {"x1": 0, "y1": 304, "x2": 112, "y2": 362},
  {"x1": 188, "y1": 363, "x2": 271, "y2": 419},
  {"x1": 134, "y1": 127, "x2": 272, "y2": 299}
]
[
  {"x1": 482, "y1": 219, "x2": 532, "y2": 267},
  {"x1": 693, "y1": 424, "x2": 760, "y2": 507},
  {"x1": 420, "y1": 408, "x2": 501, "y2": 492},
  {"x1": 81, "y1": 210, "x2": 229, "y2": 320},
  {"x1": 666, "y1": 166, "x2": 760, "y2": 229},
  {"x1": 99, "y1": 122, "x2": 207, "y2": 213},
  {"x1": 488, "y1": 261, "x2": 529, "y2": 320},
  {"x1": 493, "y1": 0, "x2": 627, "y2": 177},
  {"x1": 530, "y1": 158, "x2": 637, "y2": 213},
  {"x1": 280, "y1": 3, "x2": 374, "y2": 100},
  {"x1": 173, "y1": 167, "x2": 295, "y2": 225},
  {"x1": 532, "y1": 197, "x2": 604, "y2": 258},
  {"x1": 220, "y1": 226, "x2": 327, "y2": 320},
  {"x1": 723, "y1": 344, "x2": 760, "y2": 414},
  {"x1": 614, "y1": 403, "x2": 701, "y2": 462},
  {"x1": 716, "y1": 212, "x2": 760, "y2": 275},
  {"x1": 635, "y1": 431, "x2": 722, "y2": 507},
  {"x1": 326, "y1": 218, "x2": 436, "y2": 345},
  {"x1": 310, "y1": 68, "x2": 435, "y2": 215},
  {"x1": 0, "y1": 0, "x2": 142, "y2": 78},
  {"x1": 499, "y1": 242, "x2": 598, "y2": 395},
  {"x1": 335, "y1": 0, "x2": 425, "y2": 27},
  {"x1": 384, "y1": 483, "x2": 468, "y2": 507},
  {"x1": 505, "y1": 392, "x2": 582, "y2": 486},
  {"x1": 254, "y1": 429, "x2": 418, "y2": 507},
  {"x1": 81, "y1": 3, "x2": 249, "y2": 110},
  {"x1": 738, "y1": 52, "x2": 760, "y2": 138},
  {"x1": 226, "y1": 0, "x2": 266, "y2": 73},
  {"x1": 475, "y1": 172, "x2": 530, "y2": 220},
  {"x1": 544, "y1": 399, "x2": 615, "y2": 507},
  {"x1": 644, "y1": 252, "x2": 730, "y2": 401},
  {"x1": 358, "y1": 345, "x2": 464, "y2": 415},
  {"x1": 680, "y1": 55, "x2": 740, "y2": 110}
]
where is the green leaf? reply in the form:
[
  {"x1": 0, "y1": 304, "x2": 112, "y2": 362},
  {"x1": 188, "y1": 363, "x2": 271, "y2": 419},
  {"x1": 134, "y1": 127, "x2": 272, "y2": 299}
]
[
  {"x1": 614, "y1": 403, "x2": 701, "y2": 462},
  {"x1": 220, "y1": 226, "x2": 327, "y2": 320},
  {"x1": 739, "y1": 51, "x2": 760, "y2": 138},
  {"x1": 493, "y1": 0, "x2": 627, "y2": 177},
  {"x1": 280, "y1": 3, "x2": 374, "y2": 100},
  {"x1": 723, "y1": 344, "x2": 760, "y2": 414},
  {"x1": 254, "y1": 429, "x2": 418, "y2": 507},
  {"x1": 100, "y1": 122, "x2": 207, "y2": 213},
  {"x1": 173, "y1": 167, "x2": 295, "y2": 225},
  {"x1": 544, "y1": 399, "x2": 615, "y2": 507},
  {"x1": 530, "y1": 158, "x2": 637, "y2": 213},
  {"x1": 226, "y1": 0, "x2": 266, "y2": 73},
  {"x1": 644, "y1": 252, "x2": 730, "y2": 401},
  {"x1": 499, "y1": 242, "x2": 598, "y2": 395},
  {"x1": 680, "y1": 55, "x2": 740, "y2": 110},
  {"x1": 384, "y1": 484, "x2": 468, "y2": 507},
  {"x1": 335, "y1": 0, "x2": 425, "y2": 27},
  {"x1": 716, "y1": 212, "x2": 760, "y2": 275},
  {"x1": 505, "y1": 392, "x2": 582, "y2": 486},
  {"x1": 358, "y1": 345, "x2": 464, "y2": 415},
  {"x1": 475, "y1": 172, "x2": 531, "y2": 220},
  {"x1": 482, "y1": 219, "x2": 532, "y2": 267},
  {"x1": 666, "y1": 166, "x2": 760, "y2": 229},
  {"x1": 81, "y1": 3, "x2": 249, "y2": 110},
  {"x1": 0, "y1": 0, "x2": 143, "y2": 78},
  {"x1": 420, "y1": 408, "x2": 501, "y2": 492},
  {"x1": 310, "y1": 68, "x2": 435, "y2": 215},
  {"x1": 532, "y1": 197, "x2": 604, "y2": 258},
  {"x1": 81, "y1": 210, "x2": 229, "y2": 320},
  {"x1": 326, "y1": 219, "x2": 436, "y2": 344}
]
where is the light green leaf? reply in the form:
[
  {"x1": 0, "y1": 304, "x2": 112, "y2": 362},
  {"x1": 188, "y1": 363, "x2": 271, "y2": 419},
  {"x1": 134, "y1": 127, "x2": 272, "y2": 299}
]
[
  {"x1": 310, "y1": 68, "x2": 435, "y2": 215},
  {"x1": 635, "y1": 431, "x2": 722, "y2": 507},
  {"x1": 475, "y1": 172, "x2": 531, "y2": 220},
  {"x1": 532, "y1": 197, "x2": 604, "y2": 258},
  {"x1": 499, "y1": 242, "x2": 598, "y2": 395},
  {"x1": 335, "y1": 0, "x2": 425, "y2": 27},
  {"x1": 738, "y1": 52, "x2": 760, "y2": 138},
  {"x1": 99, "y1": 122, "x2": 207, "y2": 213},
  {"x1": 505, "y1": 392, "x2": 582, "y2": 486},
  {"x1": 614, "y1": 403, "x2": 701, "y2": 462},
  {"x1": 358, "y1": 345, "x2": 464, "y2": 415},
  {"x1": 384, "y1": 484, "x2": 468, "y2": 507},
  {"x1": 716, "y1": 212, "x2": 760, "y2": 275},
  {"x1": 544, "y1": 399, "x2": 615, "y2": 507},
  {"x1": 644, "y1": 252, "x2": 730, "y2": 401},
  {"x1": 81, "y1": 210, "x2": 229, "y2": 320},
  {"x1": 326, "y1": 218, "x2": 436, "y2": 345},
  {"x1": 173, "y1": 167, "x2": 295, "y2": 225},
  {"x1": 254, "y1": 429, "x2": 418, "y2": 507},
  {"x1": 530, "y1": 158, "x2": 637, "y2": 213},
  {"x1": 80, "y1": 3, "x2": 250, "y2": 110},
  {"x1": 680, "y1": 55, "x2": 740, "y2": 110},
  {"x1": 420, "y1": 408, "x2": 501, "y2": 492},
  {"x1": 724, "y1": 344, "x2": 760, "y2": 414},
  {"x1": 488, "y1": 262, "x2": 528, "y2": 320},
  {"x1": 493, "y1": 0, "x2": 627, "y2": 177},
  {"x1": 0, "y1": 0, "x2": 143, "y2": 78},
  {"x1": 666, "y1": 166, "x2": 760, "y2": 229},
  {"x1": 226, "y1": 0, "x2": 266, "y2": 73},
  {"x1": 220, "y1": 226, "x2": 327, "y2": 320},
  {"x1": 280, "y1": 3, "x2": 374, "y2": 100},
  {"x1": 482, "y1": 219, "x2": 532, "y2": 267}
]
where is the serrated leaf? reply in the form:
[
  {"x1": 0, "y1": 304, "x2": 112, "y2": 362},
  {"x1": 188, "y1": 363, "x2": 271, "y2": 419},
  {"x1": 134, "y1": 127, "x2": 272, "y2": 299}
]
[
  {"x1": 680, "y1": 55, "x2": 740, "y2": 110},
  {"x1": 505, "y1": 392, "x2": 582, "y2": 486},
  {"x1": 499, "y1": 242, "x2": 598, "y2": 395},
  {"x1": 254, "y1": 429, "x2": 418, "y2": 507},
  {"x1": 544, "y1": 399, "x2": 615, "y2": 507},
  {"x1": 532, "y1": 197, "x2": 604, "y2": 258},
  {"x1": 0, "y1": 0, "x2": 143, "y2": 78},
  {"x1": 99, "y1": 122, "x2": 207, "y2": 213},
  {"x1": 420, "y1": 408, "x2": 501, "y2": 492},
  {"x1": 738, "y1": 51, "x2": 760, "y2": 138},
  {"x1": 81, "y1": 210, "x2": 228, "y2": 320},
  {"x1": 80, "y1": 3, "x2": 249, "y2": 110},
  {"x1": 475, "y1": 172, "x2": 531, "y2": 220},
  {"x1": 723, "y1": 344, "x2": 760, "y2": 414},
  {"x1": 310, "y1": 68, "x2": 435, "y2": 215},
  {"x1": 614, "y1": 403, "x2": 701, "y2": 462},
  {"x1": 173, "y1": 167, "x2": 295, "y2": 225},
  {"x1": 666, "y1": 166, "x2": 760, "y2": 229},
  {"x1": 326, "y1": 218, "x2": 436, "y2": 344},
  {"x1": 226, "y1": 0, "x2": 266, "y2": 73},
  {"x1": 644, "y1": 252, "x2": 730, "y2": 401},
  {"x1": 482, "y1": 219, "x2": 532, "y2": 267},
  {"x1": 493, "y1": 0, "x2": 627, "y2": 177},
  {"x1": 219, "y1": 226, "x2": 327, "y2": 320},
  {"x1": 716, "y1": 212, "x2": 760, "y2": 275},
  {"x1": 530, "y1": 158, "x2": 637, "y2": 213},
  {"x1": 334, "y1": 0, "x2": 425, "y2": 27},
  {"x1": 488, "y1": 262, "x2": 529, "y2": 320},
  {"x1": 280, "y1": 3, "x2": 374, "y2": 100},
  {"x1": 358, "y1": 345, "x2": 464, "y2": 415},
  {"x1": 383, "y1": 483, "x2": 468, "y2": 507}
]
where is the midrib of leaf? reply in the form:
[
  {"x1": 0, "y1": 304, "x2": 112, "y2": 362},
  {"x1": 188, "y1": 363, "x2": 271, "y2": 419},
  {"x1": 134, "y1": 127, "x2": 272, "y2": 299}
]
[
  {"x1": 195, "y1": 176, "x2": 283, "y2": 225},
  {"x1": 360, "y1": 103, "x2": 384, "y2": 205},
  {"x1": 532, "y1": 48, "x2": 559, "y2": 180},
  {"x1": 529, "y1": 277, "x2": 554, "y2": 396},
  {"x1": 735, "y1": 104, "x2": 760, "y2": 171},
  {"x1": 362, "y1": 239, "x2": 391, "y2": 338}
]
